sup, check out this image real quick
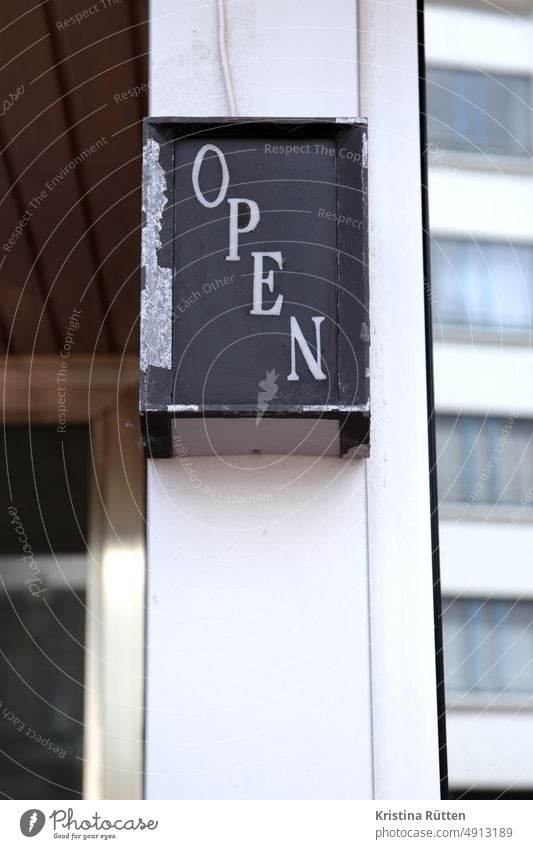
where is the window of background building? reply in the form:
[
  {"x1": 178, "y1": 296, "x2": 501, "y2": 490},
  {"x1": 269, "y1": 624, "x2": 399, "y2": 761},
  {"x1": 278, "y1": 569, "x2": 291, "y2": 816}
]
[
  {"x1": 426, "y1": 67, "x2": 532, "y2": 156},
  {"x1": 436, "y1": 414, "x2": 533, "y2": 507},
  {"x1": 431, "y1": 238, "x2": 533, "y2": 330},
  {"x1": 0, "y1": 426, "x2": 89, "y2": 799},
  {"x1": 443, "y1": 598, "x2": 533, "y2": 696}
]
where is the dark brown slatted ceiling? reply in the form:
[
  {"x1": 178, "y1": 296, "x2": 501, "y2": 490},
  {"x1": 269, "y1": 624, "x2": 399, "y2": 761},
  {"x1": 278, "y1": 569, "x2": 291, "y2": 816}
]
[{"x1": 0, "y1": 0, "x2": 148, "y2": 354}]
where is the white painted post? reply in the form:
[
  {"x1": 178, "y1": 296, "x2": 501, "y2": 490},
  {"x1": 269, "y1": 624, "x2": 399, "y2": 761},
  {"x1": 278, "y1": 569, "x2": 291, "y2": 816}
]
[
  {"x1": 358, "y1": 0, "x2": 441, "y2": 798},
  {"x1": 145, "y1": 0, "x2": 440, "y2": 799}
]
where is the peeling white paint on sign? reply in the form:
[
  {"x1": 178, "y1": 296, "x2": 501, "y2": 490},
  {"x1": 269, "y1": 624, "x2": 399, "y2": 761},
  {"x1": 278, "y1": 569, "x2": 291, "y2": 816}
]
[{"x1": 140, "y1": 136, "x2": 172, "y2": 371}]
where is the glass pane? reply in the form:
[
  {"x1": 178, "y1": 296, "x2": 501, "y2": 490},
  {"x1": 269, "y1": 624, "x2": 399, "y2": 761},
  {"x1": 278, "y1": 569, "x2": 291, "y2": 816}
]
[
  {"x1": 427, "y1": 68, "x2": 531, "y2": 156},
  {"x1": 442, "y1": 598, "x2": 472, "y2": 693},
  {"x1": 431, "y1": 238, "x2": 533, "y2": 330},
  {"x1": 436, "y1": 415, "x2": 533, "y2": 506},
  {"x1": 443, "y1": 599, "x2": 533, "y2": 697},
  {"x1": 0, "y1": 426, "x2": 89, "y2": 798},
  {"x1": 0, "y1": 427, "x2": 89, "y2": 554},
  {"x1": 0, "y1": 590, "x2": 85, "y2": 798},
  {"x1": 436, "y1": 415, "x2": 466, "y2": 502}
]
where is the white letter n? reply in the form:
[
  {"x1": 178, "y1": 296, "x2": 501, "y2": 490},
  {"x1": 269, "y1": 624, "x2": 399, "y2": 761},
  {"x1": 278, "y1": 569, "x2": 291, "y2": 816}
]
[{"x1": 287, "y1": 316, "x2": 327, "y2": 381}]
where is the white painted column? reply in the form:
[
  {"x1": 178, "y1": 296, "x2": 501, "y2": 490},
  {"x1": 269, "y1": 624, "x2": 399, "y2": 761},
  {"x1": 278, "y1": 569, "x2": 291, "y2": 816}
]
[
  {"x1": 145, "y1": 0, "x2": 440, "y2": 799},
  {"x1": 358, "y1": 0, "x2": 441, "y2": 798}
]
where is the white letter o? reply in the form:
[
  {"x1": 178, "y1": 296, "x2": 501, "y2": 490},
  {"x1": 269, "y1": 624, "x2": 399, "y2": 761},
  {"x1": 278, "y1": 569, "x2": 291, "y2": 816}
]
[{"x1": 192, "y1": 144, "x2": 230, "y2": 208}]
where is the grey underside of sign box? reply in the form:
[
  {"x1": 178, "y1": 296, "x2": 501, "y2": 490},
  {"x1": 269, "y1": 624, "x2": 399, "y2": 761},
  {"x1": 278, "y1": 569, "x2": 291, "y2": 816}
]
[{"x1": 170, "y1": 418, "x2": 369, "y2": 459}]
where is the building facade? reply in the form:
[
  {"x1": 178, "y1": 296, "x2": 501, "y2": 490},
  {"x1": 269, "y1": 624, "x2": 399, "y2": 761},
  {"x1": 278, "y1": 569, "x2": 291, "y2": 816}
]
[
  {"x1": 0, "y1": 0, "x2": 459, "y2": 801},
  {"x1": 427, "y1": 0, "x2": 533, "y2": 798}
]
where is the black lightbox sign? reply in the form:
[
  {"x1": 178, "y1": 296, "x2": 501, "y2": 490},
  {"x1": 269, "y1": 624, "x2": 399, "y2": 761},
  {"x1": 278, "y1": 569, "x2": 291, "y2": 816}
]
[{"x1": 140, "y1": 118, "x2": 369, "y2": 458}]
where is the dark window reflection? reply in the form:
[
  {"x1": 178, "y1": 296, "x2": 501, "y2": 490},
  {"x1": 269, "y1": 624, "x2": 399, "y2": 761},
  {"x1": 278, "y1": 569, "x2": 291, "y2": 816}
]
[
  {"x1": 0, "y1": 426, "x2": 88, "y2": 799},
  {"x1": 0, "y1": 591, "x2": 85, "y2": 799}
]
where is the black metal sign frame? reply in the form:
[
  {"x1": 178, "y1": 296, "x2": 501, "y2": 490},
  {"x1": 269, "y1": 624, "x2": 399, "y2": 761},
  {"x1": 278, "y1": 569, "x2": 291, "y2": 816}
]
[{"x1": 140, "y1": 117, "x2": 369, "y2": 458}]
